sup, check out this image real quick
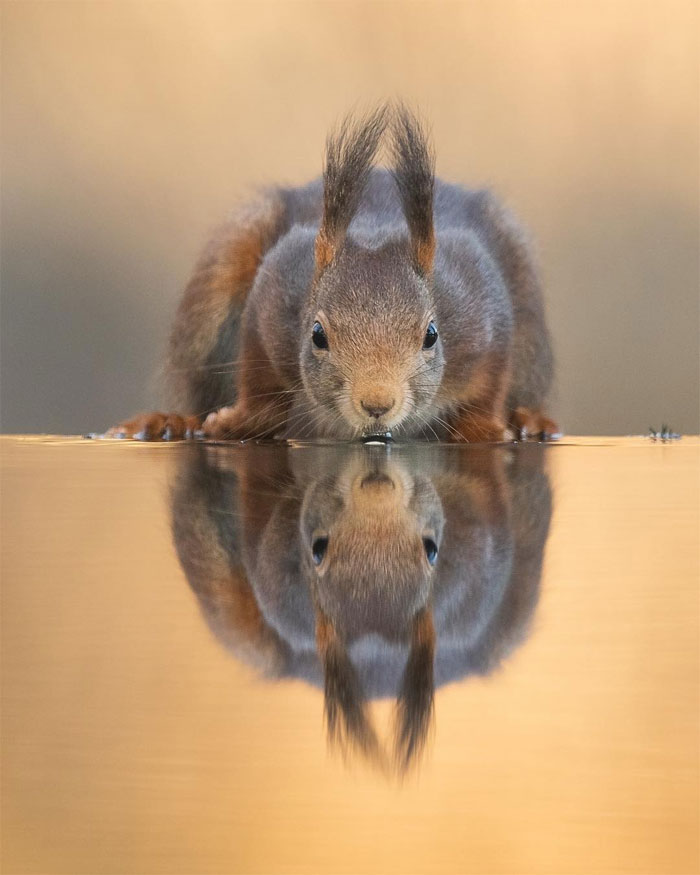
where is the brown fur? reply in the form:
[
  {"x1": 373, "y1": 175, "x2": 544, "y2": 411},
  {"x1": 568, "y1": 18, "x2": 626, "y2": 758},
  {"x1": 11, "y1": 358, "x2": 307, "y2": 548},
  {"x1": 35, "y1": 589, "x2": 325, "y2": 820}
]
[
  {"x1": 414, "y1": 236, "x2": 436, "y2": 276},
  {"x1": 168, "y1": 192, "x2": 289, "y2": 416},
  {"x1": 510, "y1": 406, "x2": 559, "y2": 439},
  {"x1": 314, "y1": 233, "x2": 336, "y2": 274}
]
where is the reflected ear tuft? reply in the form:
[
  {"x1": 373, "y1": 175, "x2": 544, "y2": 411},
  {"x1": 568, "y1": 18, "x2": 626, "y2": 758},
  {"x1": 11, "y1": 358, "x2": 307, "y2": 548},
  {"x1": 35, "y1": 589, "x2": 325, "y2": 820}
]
[
  {"x1": 394, "y1": 606, "x2": 435, "y2": 772},
  {"x1": 315, "y1": 609, "x2": 384, "y2": 766}
]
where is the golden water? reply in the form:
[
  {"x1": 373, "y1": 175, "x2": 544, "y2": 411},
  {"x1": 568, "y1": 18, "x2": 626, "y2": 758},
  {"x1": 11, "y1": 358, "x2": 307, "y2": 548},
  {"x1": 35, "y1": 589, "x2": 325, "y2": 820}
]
[{"x1": 2, "y1": 437, "x2": 698, "y2": 874}]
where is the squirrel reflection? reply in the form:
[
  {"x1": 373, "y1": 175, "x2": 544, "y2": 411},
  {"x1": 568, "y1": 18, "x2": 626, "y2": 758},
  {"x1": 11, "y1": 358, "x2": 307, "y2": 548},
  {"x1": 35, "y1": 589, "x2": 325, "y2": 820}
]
[{"x1": 171, "y1": 443, "x2": 552, "y2": 773}]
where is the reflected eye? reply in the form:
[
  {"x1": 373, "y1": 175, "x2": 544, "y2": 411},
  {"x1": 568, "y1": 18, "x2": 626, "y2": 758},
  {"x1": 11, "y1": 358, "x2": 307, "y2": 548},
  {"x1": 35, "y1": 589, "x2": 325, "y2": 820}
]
[
  {"x1": 311, "y1": 536, "x2": 329, "y2": 565},
  {"x1": 312, "y1": 321, "x2": 329, "y2": 350},
  {"x1": 423, "y1": 537, "x2": 438, "y2": 566},
  {"x1": 423, "y1": 321, "x2": 438, "y2": 350}
]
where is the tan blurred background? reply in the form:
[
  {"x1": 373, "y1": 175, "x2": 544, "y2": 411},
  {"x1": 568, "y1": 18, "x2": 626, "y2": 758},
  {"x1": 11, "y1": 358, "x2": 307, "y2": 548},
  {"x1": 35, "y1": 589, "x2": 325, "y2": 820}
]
[{"x1": 1, "y1": 0, "x2": 698, "y2": 436}]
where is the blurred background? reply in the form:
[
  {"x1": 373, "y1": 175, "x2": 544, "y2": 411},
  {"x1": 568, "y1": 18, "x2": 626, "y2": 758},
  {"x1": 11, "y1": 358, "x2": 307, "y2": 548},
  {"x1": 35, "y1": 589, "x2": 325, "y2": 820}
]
[{"x1": 1, "y1": 0, "x2": 698, "y2": 436}]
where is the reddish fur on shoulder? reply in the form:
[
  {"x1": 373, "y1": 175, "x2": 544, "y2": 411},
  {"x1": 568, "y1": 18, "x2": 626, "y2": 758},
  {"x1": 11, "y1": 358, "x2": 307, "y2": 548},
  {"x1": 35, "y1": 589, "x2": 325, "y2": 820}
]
[
  {"x1": 167, "y1": 192, "x2": 288, "y2": 410},
  {"x1": 447, "y1": 352, "x2": 510, "y2": 442}
]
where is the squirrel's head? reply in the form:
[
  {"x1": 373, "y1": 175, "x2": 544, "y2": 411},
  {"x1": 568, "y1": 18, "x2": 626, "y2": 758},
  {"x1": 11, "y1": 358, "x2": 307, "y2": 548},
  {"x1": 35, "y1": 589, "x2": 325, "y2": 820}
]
[{"x1": 300, "y1": 105, "x2": 444, "y2": 437}]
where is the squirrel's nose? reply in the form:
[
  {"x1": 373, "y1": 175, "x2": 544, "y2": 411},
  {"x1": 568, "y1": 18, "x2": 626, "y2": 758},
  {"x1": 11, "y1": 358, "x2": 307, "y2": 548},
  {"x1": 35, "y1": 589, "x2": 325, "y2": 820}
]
[{"x1": 361, "y1": 399, "x2": 395, "y2": 419}]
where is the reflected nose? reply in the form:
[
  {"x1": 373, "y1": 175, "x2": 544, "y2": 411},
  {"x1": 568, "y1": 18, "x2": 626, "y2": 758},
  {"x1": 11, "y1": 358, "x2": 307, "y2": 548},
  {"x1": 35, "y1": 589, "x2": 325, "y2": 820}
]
[{"x1": 361, "y1": 399, "x2": 395, "y2": 419}]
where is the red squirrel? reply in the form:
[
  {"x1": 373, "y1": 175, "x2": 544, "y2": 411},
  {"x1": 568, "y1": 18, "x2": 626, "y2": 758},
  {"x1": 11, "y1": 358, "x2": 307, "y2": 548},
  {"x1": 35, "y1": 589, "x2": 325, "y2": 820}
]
[{"x1": 108, "y1": 104, "x2": 558, "y2": 442}]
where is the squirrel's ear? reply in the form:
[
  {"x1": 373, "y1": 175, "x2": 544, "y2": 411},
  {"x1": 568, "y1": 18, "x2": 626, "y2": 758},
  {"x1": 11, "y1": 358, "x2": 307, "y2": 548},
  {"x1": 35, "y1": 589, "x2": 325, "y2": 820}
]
[
  {"x1": 390, "y1": 104, "x2": 436, "y2": 277},
  {"x1": 315, "y1": 608, "x2": 383, "y2": 764},
  {"x1": 315, "y1": 106, "x2": 389, "y2": 273},
  {"x1": 394, "y1": 605, "x2": 435, "y2": 771}
]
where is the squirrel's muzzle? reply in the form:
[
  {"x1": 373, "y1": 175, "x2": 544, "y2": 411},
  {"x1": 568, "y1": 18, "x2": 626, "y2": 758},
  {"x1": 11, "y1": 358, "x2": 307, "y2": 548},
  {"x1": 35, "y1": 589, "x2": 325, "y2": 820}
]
[{"x1": 354, "y1": 384, "x2": 400, "y2": 426}]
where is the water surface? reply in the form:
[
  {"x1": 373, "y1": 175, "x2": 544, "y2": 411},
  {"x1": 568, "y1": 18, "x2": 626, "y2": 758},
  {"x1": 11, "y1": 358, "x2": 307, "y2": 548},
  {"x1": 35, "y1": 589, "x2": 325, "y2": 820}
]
[{"x1": 2, "y1": 437, "x2": 698, "y2": 874}]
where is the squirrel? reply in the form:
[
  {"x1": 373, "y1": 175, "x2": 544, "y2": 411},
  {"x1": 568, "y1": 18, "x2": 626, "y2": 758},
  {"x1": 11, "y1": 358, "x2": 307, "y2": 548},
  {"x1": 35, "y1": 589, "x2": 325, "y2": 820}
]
[
  {"x1": 170, "y1": 440, "x2": 553, "y2": 772},
  {"x1": 108, "y1": 104, "x2": 558, "y2": 442}
]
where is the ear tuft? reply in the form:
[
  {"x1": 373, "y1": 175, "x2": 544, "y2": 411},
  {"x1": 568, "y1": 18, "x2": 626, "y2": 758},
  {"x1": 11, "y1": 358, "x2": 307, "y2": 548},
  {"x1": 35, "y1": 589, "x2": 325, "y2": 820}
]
[
  {"x1": 390, "y1": 103, "x2": 436, "y2": 276},
  {"x1": 315, "y1": 105, "x2": 390, "y2": 273}
]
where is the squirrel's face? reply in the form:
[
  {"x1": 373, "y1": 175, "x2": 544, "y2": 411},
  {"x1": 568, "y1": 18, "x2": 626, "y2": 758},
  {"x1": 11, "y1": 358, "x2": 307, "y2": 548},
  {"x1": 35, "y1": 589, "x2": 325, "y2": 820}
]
[
  {"x1": 301, "y1": 246, "x2": 445, "y2": 437},
  {"x1": 300, "y1": 451, "x2": 443, "y2": 640}
]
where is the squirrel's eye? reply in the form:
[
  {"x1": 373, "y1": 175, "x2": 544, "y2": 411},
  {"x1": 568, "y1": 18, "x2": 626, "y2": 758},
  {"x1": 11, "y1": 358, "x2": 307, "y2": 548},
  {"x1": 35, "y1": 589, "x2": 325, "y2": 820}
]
[
  {"x1": 423, "y1": 537, "x2": 438, "y2": 566},
  {"x1": 312, "y1": 536, "x2": 329, "y2": 565},
  {"x1": 423, "y1": 321, "x2": 438, "y2": 350},
  {"x1": 312, "y1": 321, "x2": 329, "y2": 350}
]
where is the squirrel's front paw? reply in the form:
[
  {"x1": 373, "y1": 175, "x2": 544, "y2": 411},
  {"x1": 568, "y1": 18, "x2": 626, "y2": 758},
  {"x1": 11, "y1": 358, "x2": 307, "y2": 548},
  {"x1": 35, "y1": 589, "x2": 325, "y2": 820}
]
[
  {"x1": 510, "y1": 408, "x2": 561, "y2": 441},
  {"x1": 202, "y1": 406, "x2": 247, "y2": 440},
  {"x1": 105, "y1": 412, "x2": 200, "y2": 441}
]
